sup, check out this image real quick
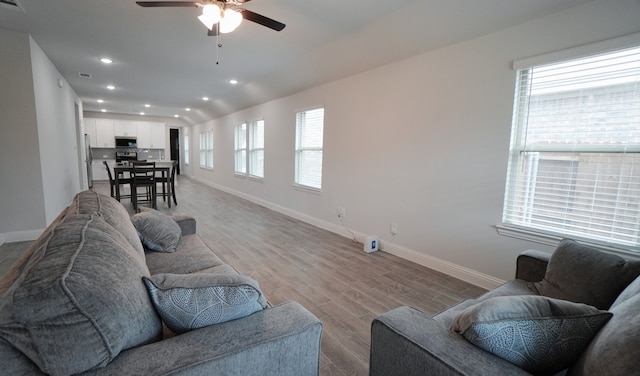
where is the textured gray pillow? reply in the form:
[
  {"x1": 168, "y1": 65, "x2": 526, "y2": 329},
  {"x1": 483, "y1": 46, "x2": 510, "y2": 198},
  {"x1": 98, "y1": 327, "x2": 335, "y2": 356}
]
[
  {"x1": 143, "y1": 273, "x2": 268, "y2": 333},
  {"x1": 131, "y1": 208, "x2": 181, "y2": 252},
  {"x1": 534, "y1": 238, "x2": 640, "y2": 310},
  {"x1": 451, "y1": 295, "x2": 612, "y2": 375}
]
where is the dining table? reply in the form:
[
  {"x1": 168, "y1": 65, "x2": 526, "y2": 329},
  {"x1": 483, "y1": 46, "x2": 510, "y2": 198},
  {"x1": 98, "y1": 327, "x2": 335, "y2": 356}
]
[{"x1": 113, "y1": 161, "x2": 175, "y2": 208}]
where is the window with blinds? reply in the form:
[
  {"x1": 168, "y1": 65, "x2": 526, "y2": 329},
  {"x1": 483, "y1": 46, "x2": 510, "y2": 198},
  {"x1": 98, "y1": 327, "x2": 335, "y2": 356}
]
[
  {"x1": 502, "y1": 43, "x2": 640, "y2": 251},
  {"x1": 184, "y1": 134, "x2": 189, "y2": 165},
  {"x1": 200, "y1": 131, "x2": 213, "y2": 169},
  {"x1": 295, "y1": 108, "x2": 324, "y2": 190},
  {"x1": 234, "y1": 120, "x2": 265, "y2": 179},
  {"x1": 249, "y1": 120, "x2": 265, "y2": 178},
  {"x1": 234, "y1": 123, "x2": 247, "y2": 174}
]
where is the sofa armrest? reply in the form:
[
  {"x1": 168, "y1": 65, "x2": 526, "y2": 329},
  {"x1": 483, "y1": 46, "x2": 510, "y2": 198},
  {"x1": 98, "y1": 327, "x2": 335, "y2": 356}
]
[
  {"x1": 515, "y1": 249, "x2": 550, "y2": 282},
  {"x1": 80, "y1": 301, "x2": 322, "y2": 376},
  {"x1": 370, "y1": 306, "x2": 531, "y2": 376},
  {"x1": 172, "y1": 215, "x2": 197, "y2": 236}
]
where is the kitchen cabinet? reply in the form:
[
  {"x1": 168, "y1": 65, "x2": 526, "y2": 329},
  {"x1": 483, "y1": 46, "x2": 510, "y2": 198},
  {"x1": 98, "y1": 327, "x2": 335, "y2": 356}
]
[
  {"x1": 114, "y1": 120, "x2": 137, "y2": 137},
  {"x1": 137, "y1": 121, "x2": 166, "y2": 149},
  {"x1": 94, "y1": 119, "x2": 115, "y2": 147}
]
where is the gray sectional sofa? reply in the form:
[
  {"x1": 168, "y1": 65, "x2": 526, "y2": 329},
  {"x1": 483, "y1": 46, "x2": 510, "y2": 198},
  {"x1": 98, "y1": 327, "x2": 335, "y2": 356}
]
[
  {"x1": 370, "y1": 239, "x2": 640, "y2": 376},
  {"x1": 0, "y1": 190, "x2": 323, "y2": 375}
]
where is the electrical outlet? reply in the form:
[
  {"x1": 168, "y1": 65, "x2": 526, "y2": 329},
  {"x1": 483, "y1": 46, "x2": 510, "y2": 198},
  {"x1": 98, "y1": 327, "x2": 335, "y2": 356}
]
[
  {"x1": 337, "y1": 207, "x2": 346, "y2": 218},
  {"x1": 390, "y1": 222, "x2": 398, "y2": 235}
]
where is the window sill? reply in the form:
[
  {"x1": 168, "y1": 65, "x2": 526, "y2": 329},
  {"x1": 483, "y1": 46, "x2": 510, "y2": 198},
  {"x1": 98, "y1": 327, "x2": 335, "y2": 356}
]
[
  {"x1": 494, "y1": 224, "x2": 640, "y2": 259},
  {"x1": 293, "y1": 183, "x2": 321, "y2": 194}
]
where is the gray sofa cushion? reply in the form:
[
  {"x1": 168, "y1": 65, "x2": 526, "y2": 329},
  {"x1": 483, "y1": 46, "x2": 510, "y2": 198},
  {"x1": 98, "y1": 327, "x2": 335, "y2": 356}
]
[
  {"x1": 145, "y1": 234, "x2": 225, "y2": 274},
  {"x1": 68, "y1": 189, "x2": 145, "y2": 258},
  {"x1": 0, "y1": 214, "x2": 162, "y2": 376},
  {"x1": 534, "y1": 238, "x2": 640, "y2": 309},
  {"x1": 568, "y1": 276, "x2": 640, "y2": 376},
  {"x1": 143, "y1": 273, "x2": 268, "y2": 333},
  {"x1": 452, "y1": 295, "x2": 612, "y2": 375},
  {"x1": 131, "y1": 208, "x2": 182, "y2": 252}
]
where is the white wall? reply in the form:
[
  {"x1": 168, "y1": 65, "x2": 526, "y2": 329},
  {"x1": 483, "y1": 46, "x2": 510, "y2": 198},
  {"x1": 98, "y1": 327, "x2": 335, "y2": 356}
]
[
  {"x1": 0, "y1": 29, "x2": 46, "y2": 241},
  {"x1": 30, "y1": 36, "x2": 83, "y2": 224},
  {"x1": 0, "y1": 28, "x2": 82, "y2": 243},
  {"x1": 189, "y1": 0, "x2": 640, "y2": 285}
]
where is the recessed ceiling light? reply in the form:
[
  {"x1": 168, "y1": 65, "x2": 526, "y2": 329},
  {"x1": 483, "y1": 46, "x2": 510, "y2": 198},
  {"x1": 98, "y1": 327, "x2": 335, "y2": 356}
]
[
  {"x1": 202, "y1": 96, "x2": 209, "y2": 101},
  {"x1": 140, "y1": 112, "x2": 145, "y2": 116},
  {"x1": 106, "y1": 84, "x2": 115, "y2": 90},
  {"x1": 185, "y1": 107, "x2": 191, "y2": 111},
  {"x1": 229, "y1": 79, "x2": 238, "y2": 85},
  {"x1": 99, "y1": 57, "x2": 113, "y2": 64},
  {"x1": 174, "y1": 114, "x2": 179, "y2": 118},
  {"x1": 97, "y1": 99, "x2": 104, "y2": 103},
  {"x1": 144, "y1": 104, "x2": 151, "y2": 108},
  {"x1": 101, "y1": 109, "x2": 107, "y2": 112}
]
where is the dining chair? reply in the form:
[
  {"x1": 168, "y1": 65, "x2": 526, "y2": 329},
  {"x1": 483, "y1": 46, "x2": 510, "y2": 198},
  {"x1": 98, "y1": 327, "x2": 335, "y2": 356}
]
[
  {"x1": 154, "y1": 161, "x2": 178, "y2": 207},
  {"x1": 130, "y1": 161, "x2": 156, "y2": 211},
  {"x1": 104, "y1": 161, "x2": 131, "y2": 200}
]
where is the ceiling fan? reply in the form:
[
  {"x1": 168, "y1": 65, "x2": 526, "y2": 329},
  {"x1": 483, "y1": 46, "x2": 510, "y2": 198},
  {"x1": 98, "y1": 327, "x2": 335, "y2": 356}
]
[{"x1": 136, "y1": 1, "x2": 286, "y2": 36}]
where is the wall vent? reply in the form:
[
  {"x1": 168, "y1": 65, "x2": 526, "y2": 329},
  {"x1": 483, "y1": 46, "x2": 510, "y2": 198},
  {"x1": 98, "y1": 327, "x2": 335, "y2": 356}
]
[
  {"x1": 0, "y1": 0, "x2": 24, "y2": 12},
  {"x1": 78, "y1": 72, "x2": 92, "y2": 79}
]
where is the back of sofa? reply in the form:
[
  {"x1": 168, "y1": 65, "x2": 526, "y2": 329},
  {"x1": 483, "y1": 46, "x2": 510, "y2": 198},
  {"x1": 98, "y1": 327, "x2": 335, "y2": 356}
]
[{"x1": 0, "y1": 190, "x2": 162, "y2": 376}]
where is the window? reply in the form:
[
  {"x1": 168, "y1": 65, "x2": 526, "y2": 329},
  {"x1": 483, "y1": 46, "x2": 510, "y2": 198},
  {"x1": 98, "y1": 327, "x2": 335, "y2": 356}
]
[
  {"x1": 501, "y1": 41, "x2": 640, "y2": 251},
  {"x1": 235, "y1": 120, "x2": 265, "y2": 178},
  {"x1": 199, "y1": 131, "x2": 213, "y2": 169},
  {"x1": 184, "y1": 134, "x2": 190, "y2": 165},
  {"x1": 249, "y1": 120, "x2": 265, "y2": 178},
  {"x1": 234, "y1": 123, "x2": 247, "y2": 174},
  {"x1": 295, "y1": 107, "x2": 324, "y2": 190}
]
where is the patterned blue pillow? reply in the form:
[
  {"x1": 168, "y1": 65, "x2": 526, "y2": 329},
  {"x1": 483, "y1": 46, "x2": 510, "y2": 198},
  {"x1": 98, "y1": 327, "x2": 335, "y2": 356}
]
[
  {"x1": 451, "y1": 295, "x2": 612, "y2": 375},
  {"x1": 143, "y1": 273, "x2": 268, "y2": 333}
]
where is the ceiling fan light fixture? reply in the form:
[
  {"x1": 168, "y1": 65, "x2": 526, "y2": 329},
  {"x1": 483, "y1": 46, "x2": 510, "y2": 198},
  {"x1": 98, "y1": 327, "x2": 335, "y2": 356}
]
[
  {"x1": 219, "y1": 8, "x2": 242, "y2": 34},
  {"x1": 198, "y1": 3, "x2": 221, "y2": 30}
]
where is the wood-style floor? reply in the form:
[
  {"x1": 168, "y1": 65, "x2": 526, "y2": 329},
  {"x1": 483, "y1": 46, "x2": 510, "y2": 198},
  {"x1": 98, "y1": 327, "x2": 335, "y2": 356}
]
[{"x1": 0, "y1": 176, "x2": 486, "y2": 375}]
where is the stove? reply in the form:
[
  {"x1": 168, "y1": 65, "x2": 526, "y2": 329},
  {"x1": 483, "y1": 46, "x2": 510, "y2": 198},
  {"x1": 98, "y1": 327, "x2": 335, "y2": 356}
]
[{"x1": 115, "y1": 151, "x2": 138, "y2": 163}]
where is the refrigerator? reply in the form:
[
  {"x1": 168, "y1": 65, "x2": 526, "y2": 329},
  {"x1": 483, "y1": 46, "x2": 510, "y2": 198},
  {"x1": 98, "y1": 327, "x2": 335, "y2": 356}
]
[{"x1": 85, "y1": 133, "x2": 93, "y2": 188}]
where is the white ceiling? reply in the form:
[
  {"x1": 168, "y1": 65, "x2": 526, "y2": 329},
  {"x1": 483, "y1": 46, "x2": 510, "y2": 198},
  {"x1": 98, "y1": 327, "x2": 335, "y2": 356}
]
[{"x1": 0, "y1": 0, "x2": 595, "y2": 125}]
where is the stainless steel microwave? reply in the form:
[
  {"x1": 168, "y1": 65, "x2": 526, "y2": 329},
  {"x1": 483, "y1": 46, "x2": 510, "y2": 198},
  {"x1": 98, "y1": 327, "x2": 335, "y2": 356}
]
[{"x1": 115, "y1": 137, "x2": 137, "y2": 148}]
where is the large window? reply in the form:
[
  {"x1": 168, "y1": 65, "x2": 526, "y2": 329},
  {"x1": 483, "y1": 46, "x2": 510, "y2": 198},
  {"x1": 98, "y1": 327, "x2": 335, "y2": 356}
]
[
  {"x1": 501, "y1": 41, "x2": 640, "y2": 251},
  {"x1": 199, "y1": 130, "x2": 213, "y2": 169},
  {"x1": 235, "y1": 120, "x2": 265, "y2": 178},
  {"x1": 184, "y1": 134, "x2": 190, "y2": 165},
  {"x1": 234, "y1": 123, "x2": 247, "y2": 174},
  {"x1": 295, "y1": 108, "x2": 324, "y2": 190}
]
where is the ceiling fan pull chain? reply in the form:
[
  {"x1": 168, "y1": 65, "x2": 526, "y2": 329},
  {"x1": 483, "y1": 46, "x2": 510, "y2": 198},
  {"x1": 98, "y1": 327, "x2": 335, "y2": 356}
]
[{"x1": 216, "y1": 26, "x2": 221, "y2": 65}]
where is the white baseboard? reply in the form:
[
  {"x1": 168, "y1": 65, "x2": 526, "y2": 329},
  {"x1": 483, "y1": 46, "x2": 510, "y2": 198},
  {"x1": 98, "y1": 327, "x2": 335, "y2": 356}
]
[
  {"x1": 0, "y1": 229, "x2": 44, "y2": 246},
  {"x1": 193, "y1": 177, "x2": 505, "y2": 290}
]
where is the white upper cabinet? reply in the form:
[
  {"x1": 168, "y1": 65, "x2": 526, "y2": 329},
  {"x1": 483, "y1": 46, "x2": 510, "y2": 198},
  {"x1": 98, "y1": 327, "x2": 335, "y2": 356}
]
[
  {"x1": 113, "y1": 120, "x2": 137, "y2": 137},
  {"x1": 137, "y1": 121, "x2": 165, "y2": 149},
  {"x1": 94, "y1": 119, "x2": 115, "y2": 147}
]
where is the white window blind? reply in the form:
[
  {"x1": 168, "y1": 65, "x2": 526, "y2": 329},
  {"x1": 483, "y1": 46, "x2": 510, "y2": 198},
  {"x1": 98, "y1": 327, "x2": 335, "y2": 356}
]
[
  {"x1": 249, "y1": 120, "x2": 265, "y2": 178},
  {"x1": 502, "y1": 45, "x2": 640, "y2": 250},
  {"x1": 200, "y1": 131, "x2": 213, "y2": 169},
  {"x1": 295, "y1": 108, "x2": 324, "y2": 190},
  {"x1": 184, "y1": 134, "x2": 190, "y2": 165},
  {"x1": 234, "y1": 123, "x2": 247, "y2": 174}
]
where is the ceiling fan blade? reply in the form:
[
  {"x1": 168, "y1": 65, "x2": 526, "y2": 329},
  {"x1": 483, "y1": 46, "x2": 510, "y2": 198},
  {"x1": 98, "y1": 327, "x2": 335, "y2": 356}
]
[
  {"x1": 136, "y1": 1, "x2": 200, "y2": 7},
  {"x1": 240, "y1": 9, "x2": 285, "y2": 31}
]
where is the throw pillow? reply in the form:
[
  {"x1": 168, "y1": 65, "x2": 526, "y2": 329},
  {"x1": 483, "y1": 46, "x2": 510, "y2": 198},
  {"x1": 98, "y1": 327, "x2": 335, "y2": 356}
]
[
  {"x1": 143, "y1": 273, "x2": 268, "y2": 333},
  {"x1": 534, "y1": 238, "x2": 640, "y2": 310},
  {"x1": 131, "y1": 208, "x2": 181, "y2": 252},
  {"x1": 451, "y1": 295, "x2": 612, "y2": 375}
]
